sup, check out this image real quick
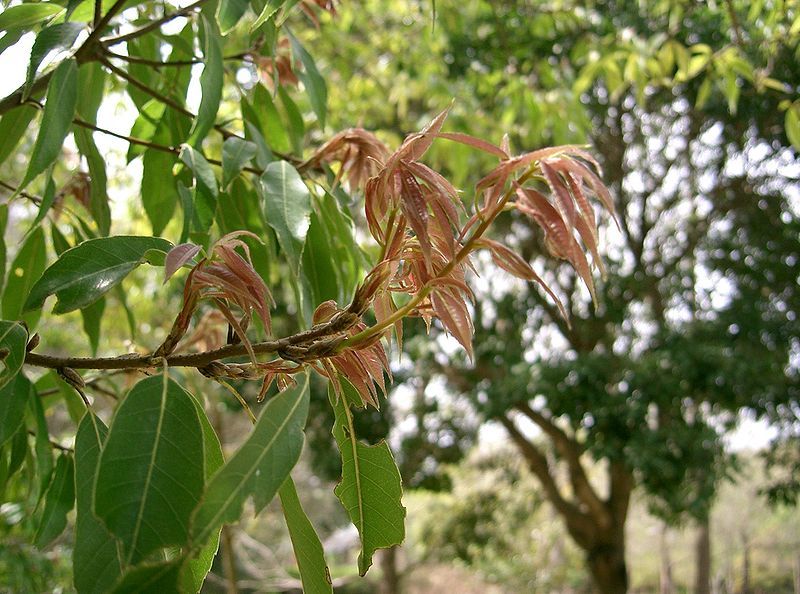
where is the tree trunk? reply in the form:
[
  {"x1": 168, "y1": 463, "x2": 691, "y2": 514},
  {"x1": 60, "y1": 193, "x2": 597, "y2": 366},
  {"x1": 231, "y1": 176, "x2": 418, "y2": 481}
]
[
  {"x1": 740, "y1": 533, "x2": 751, "y2": 594},
  {"x1": 587, "y1": 538, "x2": 628, "y2": 594},
  {"x1": 379, "y1": 545, "x2": 401, "y2": 594},
  {"x1": 660, "y1": 524, "x2": 674, "y2": 594},
  {"x1": 695, "y1": 518, "x2": 711, "y2": 594}
]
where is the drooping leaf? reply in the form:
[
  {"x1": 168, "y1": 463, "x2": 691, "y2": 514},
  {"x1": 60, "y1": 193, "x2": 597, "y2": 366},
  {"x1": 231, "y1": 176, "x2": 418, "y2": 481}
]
[
  {"x1": 74, "y1": 411, "x2": 123, "y2": 594},
  {"x1": 179, "y1": 394, "x2": 224, "y2": 593},
  {"x1": 288, "y1": 31, "x2": 327, "y2": 128},
  {"x1": 0, "y1": 320, "x2": 28, "y2": 392},
  {"x1": 278, "y1": 84, "x2": 305, "y2": 154},
  {"x1": 259, "y1": 160, "x2": 312, "y2": 275},
  {"x1": 30, "y1": 383, "x2": 53, "y2": 502},
  {"x1": 34, "y1": 452, "x2": 75, "y2": 548},
  {"x1": 19, "y1": 59, "x2": 78, "y2": 192},
  {"x1": 73, "y1": 127, "x2": 111, "y2": 235},
  {"x1": 24, "y1": 22, "x2": 83, "y2": 94},
  {"x1": 216, "y1": 0, "x2": 250, "y2": 34},
  {"x1": 7, "y1": 426, "x2": 28, "y2": 483},
  {"x1": 221, "y1": 137, "x2": 257, "y2": 190},
  {"x1": 142, "y1": 149, "x2": 179, "y2": 235},
  {"x1": 94, "y1": 375, "x2": 205, "y2": 564},
  {"x1": 0, "y1": 105, "x2": 37, "y2": 168},
  {"x1": 0, "y1": 3, "x2": 64, "y2": 31},
  {"x1": 188, "y1": 17, "x2": 223, "y2": 146},
  {"x1": 0, "y1": 372, "x2": 31, "y2": 447},
  {"x1": 279, "y1": 476, "x2": 334, "y2": 594},
  {"x1": 24, "y1": 236, "x2": 172, "y2": 314},
  {"x1": 330, "y1": 379, "x2": 405, "y2": 576},
  {"x1": 80, "y1": 297, "x2": 105, "y2": 355},
  {"x1": 302, "y1": 211, "x2": 340, "y2": 306},
  {"x1": 180, "y1": 145, "x2": 219, "y2": 233},
  {"x1": 190, "y1": 373, "x2": 310, "y2": 547},
  {"x1": 244, "y1": 85, "x2": 291, "y2": 154},
  {"x1": 3, "y1": 226, "x2": 46, "y2": 327}
]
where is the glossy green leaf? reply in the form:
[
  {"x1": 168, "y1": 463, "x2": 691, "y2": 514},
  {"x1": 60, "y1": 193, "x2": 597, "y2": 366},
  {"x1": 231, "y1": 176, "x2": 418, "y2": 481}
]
[
  {"x1": 24, "y1": 236, "x2": 172, "y2": 314},
  {"x1": 279, "y1": 476, "x2": 333, "y2": 594},
  {"x1": 19, "y1": 59, "x2": 78, "y2": 192},
  {"x1": 34, "y1": 452, "x2": 75, "y2": 548},
  {"x1": 94, "y1": 375, "x2": 205, "y2": 564},
  {"x1": 259, "y1": 160, "x2": 312, "y2": 275},
  {"x1": 188, "y1": 17, "x2": 223, "y2": 145},
  {"x1": 251, "y1": 0, "x2": 284, "y2": 31},
  {"x1": 221, "y1": 137, "x2": 257, "y2": 190},
  {"x1": 180, "y1": 145, "x2": 219, "y2": 233},
  {"x1": 0, "y1": 3, "x2": 64, "y2": 31},
  {"x1": 74, "y1": 412, "x2": 123, "y2": 594},
  {"x1": 0, "y1": 372, "x2": 31, "y2": 447},
  {"x1": 0, "y1": 320, "x2": 27, "y2": 392},
  {"x1": 330, "y1": 380, "x2": 406, "y2": 576},
  {"x1": 3, "y1": 227, "x2": 46, "y2": 327},
  {"x1": 288, "y1": 31, "x2": 328, "y2": 128},
  {"x1": 190, "y1": 373, "x2": 310, "y2": 547},
  {"x1": 216, "y1": 0, "x2": 250, "y2": 34},
  {"x1": 0, "y1": 105, "x2": 37, "y2": 168},
  {"x1": 302, "y1": 211, "x2": 340, "y2": 306}
]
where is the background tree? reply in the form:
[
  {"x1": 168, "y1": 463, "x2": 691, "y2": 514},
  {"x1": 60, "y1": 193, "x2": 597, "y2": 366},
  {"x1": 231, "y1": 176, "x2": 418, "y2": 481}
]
[{"x1": 309, "y1": 1, "x2": 800, "y2": 592}]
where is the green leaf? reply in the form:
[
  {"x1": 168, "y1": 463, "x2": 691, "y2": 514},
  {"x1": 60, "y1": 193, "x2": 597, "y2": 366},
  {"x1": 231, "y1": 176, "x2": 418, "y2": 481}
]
[
  {"x1": 216, "y1": 0, "x2": 250, "y2": 34},
  {"x1": 221, "y1": 137, "x2": 257, "y2": 190},
  {"x1": 190, "y1": 373, "x2": 310, "y2": 547},
  {"x1": 110, "y1": 561, "x2": 181, "y2": 594},
  {"x1": 251, "y1": 0, "x2": 284, "y2": 31},
  {"x1": 0, "y1": 205, "x2": 5, "y2": 296},
  {"x1": 24, "y1": 236, "x2": 172, "y2": 314},
  {"x1": 3, "y1": 227, "x2": 46, "y2": 327},
  {"x1": 279, "y1": 477, "x2": 333, "y2": 594},
  {"x1": 278, "y1": 85, "x2": 305, "y2": 154},
  {"x1": 0, "y1": 320, "x2": 28, "y2": 392},
  {"x1": 786, "y1": 103, "x2": 800, "y2": 150},
  {"x1": 330, "y1": 380, "x2": 406, "y2": 576},
  {"x1": 259, "y1": 160, "x2": 312, "y2": 275},
  {"x1": 7, "y1": 425, "x2": 28, "y2": 481},
  {"x1": 80, "y1": 297, "x2": 105, "y2": 356},
  {"x1": 288, "y1": 31, "x2": 327, "y2": 128},
  {"x1": 73, "y1": 127, "x2": 111, "y2": 235},
  {"x1": 74, "y1": 412, "x2": 123, "y2": 594},
  {"x1": 19, "y1": 59, "x2": 78, "y2": 192},
  {"x1": 188, "y1": 17, "x2": 223, "y2": 146},
  {"x1": 179, "y1": 145, "x2": 219, "y2": 233},
  {"x1": 126, "y1": 100, "x2": 167, "y2": 162},
  {"x1": 302, "y1": 211, "x2": 340, "y2": 306},
  {"x1": 0, "y1": 372, "x2": 31, "y2": 447},
  {"x1": 25, "y1": 23, "x2": 83, "y2": 97},
  {"x1": 142, "y1": 150, "x2": 179, "y2": 235},
  {"x1": 76, "y1": 61, "x2": 106, "y2": 124},
  {"x1": 0, "y1": 3, "x2": 64, "y2": 31},
  {"x1": 30, "y1": 384, "x2": 54, "y2": 502},
  {"x1": 180, "y1": 394, "x2": 224, "y2": 593},
  {"x1": 244, "y1": 85, "x2": 291, "y2": 154},
  {"x1": 94, "y1": 374, "x2": 205, "y2": 564},
  {"x1": 34, "y1": 452, "x2": 75, "y2": 548},
  {"x1": 0, "y1": 105, "x2": 37, "y2": 168}
]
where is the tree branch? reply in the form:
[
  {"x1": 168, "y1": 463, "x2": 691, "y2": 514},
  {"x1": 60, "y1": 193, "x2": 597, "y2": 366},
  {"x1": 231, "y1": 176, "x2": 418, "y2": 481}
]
[
  {"x1": 515, "y1": 401, "x2": 612, "y2": 529},
  {"x1": 102, "y1": 0, "x2": 209, "y2": 47}
]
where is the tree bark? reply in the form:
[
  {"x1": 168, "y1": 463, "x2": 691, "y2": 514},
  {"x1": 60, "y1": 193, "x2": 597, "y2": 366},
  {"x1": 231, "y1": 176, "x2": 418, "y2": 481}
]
[
  {"x1": 695, "y1": 518, "x2": 711, "y2": 594},
  {"x1": 660, "y1": 524, "x2": 674, "y2": 594},
  {"x1": 587, "y1": 535, "x2": 628, "y2": 594}
]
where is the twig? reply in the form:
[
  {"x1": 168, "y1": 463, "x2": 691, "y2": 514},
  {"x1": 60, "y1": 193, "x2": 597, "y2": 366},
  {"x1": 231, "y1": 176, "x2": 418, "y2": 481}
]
[
  {"x1": 724, "y1": 0, "x2": 745, "y2": 48},
  {"x1": 28, "y1": 430, "x2": 74, "y2": 453},
  {"x1": 102, "y1": 0, "x2": 209, "y2": 48}
]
